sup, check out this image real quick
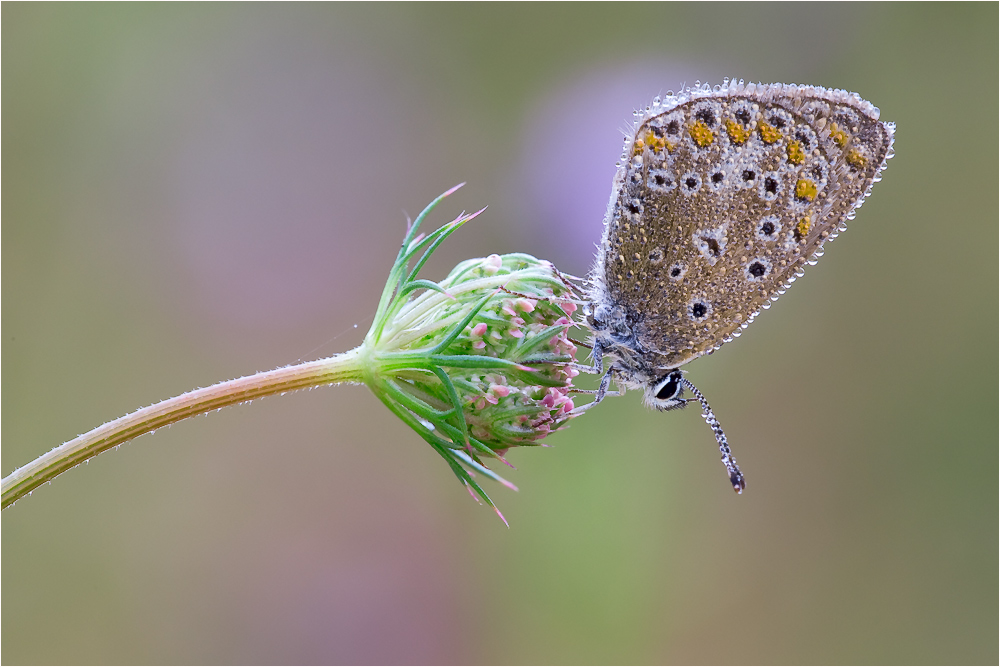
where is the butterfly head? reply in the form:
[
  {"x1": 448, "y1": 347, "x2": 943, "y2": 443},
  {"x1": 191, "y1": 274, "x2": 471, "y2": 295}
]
[{"x1": 644, "y1": 369, "x2": 688, "y2": 411}]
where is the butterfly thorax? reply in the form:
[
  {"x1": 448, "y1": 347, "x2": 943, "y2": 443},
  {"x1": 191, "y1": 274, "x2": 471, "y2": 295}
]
[{"x1": 585, "y1": 299, "x2": 678, "y2": 390}]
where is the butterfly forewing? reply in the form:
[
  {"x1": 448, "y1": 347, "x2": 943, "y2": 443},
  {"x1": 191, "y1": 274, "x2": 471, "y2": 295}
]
[{"x1": 598, "y1": 83, "x2": 894, "y2": 370}]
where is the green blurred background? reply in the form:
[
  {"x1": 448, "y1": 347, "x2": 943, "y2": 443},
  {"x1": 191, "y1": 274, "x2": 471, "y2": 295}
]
[{"x1": 3, "y1": 4, "x2": 996, "y2": 664}]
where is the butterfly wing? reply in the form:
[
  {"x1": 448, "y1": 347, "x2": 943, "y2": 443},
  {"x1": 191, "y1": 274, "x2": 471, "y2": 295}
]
[{"x1": 593, "y1": 82, "x2": 894, "y2": 370}]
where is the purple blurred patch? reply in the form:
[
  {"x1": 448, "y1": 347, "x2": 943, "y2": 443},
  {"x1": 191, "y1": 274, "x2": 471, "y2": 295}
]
[
  {"x1": 508, "y1": 62, "x2": 723, "y2": 276},
  {"x1": 166, "y1": 37, "x2": 447, "y2": 341}
]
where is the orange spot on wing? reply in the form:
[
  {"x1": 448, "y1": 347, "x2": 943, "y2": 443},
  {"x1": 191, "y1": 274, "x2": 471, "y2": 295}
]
[
  {"x1": 795, "y1": 178, "x2": 818, "y2": 201},
  {"x1": 689, "y1": 120, "x2": 714, "y2": 147},
  {"x1": 846, "y1": 149, "x2": 867, "y2": 169},
  {"x1": 795, "y1": 217, "x2": 811, "y2": 241},
  {"x1": 786, "y1": 140, "x2": 806, "y2": 164},
  {"x1": 759, "y1": 122, "x2": 782, "y2": 144},
  {"x1": 829, "y1": 122, "x2": 849, "y2": 147},
  {"x1": 725, "y1": 119, "x2": 751, "y2": 145}
]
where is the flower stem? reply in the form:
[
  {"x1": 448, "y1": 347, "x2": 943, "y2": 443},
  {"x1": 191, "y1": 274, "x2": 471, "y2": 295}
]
[{"x1": 1, "y1": 348, "x2": 365, "y2": 510}]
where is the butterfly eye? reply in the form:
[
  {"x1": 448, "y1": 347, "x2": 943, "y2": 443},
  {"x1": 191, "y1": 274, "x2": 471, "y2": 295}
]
[
  {"x1": 655, "y1": 373, "x2": 682, "y2": 401},
  {"x1": 646, "y1": 371, "x2": 688, "y2": 411}
]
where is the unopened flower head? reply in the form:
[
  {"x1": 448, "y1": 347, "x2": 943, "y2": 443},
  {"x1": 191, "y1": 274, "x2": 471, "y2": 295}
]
[
  {"x1": 386, "y1": 253, "x2": 580, "y2": 450},
  {"x1": 360, "y1": 187, "x2": 584, "y2": 522}
]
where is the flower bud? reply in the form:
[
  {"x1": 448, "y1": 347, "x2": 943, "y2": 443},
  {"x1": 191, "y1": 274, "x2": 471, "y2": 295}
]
[{"x1": 361, "y1": 190, "x2": 585, "y2": 522}]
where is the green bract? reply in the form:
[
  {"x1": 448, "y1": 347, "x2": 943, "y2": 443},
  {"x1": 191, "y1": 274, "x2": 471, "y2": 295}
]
[{"x1": 360, "y1": 186, "x2": 583, "y2": 523}]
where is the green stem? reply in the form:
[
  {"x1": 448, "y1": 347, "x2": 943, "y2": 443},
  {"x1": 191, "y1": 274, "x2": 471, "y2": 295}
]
[{"x1": 1, "y1": 348, "x2": 366, "y2": 510}]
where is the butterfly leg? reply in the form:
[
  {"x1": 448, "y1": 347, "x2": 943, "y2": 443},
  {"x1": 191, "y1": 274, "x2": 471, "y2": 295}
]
[
  {"x1": 563, "y1": 338, "x2": 617, "y2": 384},
  {"x1": 589, "y1": 340, "x2": 604, "y2": 374},
  {"x1": 571, "y1": 364, "x2": 621, "y2": 414},
  {"x1": 564, "y1": 339, "x2": 606, "y2": 376}
]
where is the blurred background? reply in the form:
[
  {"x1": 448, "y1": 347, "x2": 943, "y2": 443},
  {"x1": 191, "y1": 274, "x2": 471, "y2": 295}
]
[{"x1": 3, "y1": 4, "x2": 996, "y2": 664}]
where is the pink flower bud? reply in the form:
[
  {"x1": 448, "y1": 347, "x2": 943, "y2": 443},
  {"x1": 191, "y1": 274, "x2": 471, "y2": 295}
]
[
  {"x1": 483, "y1": 254, "x2": 503, "y2": 276},
  {"x1": 489, "y1": 384, "x2": 511, "y2": 398}
]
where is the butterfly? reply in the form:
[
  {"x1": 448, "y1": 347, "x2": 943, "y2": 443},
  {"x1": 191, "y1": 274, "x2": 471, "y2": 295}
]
[{"x1": 581, "y1": 81, "x2": 895, "y2": 492}]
